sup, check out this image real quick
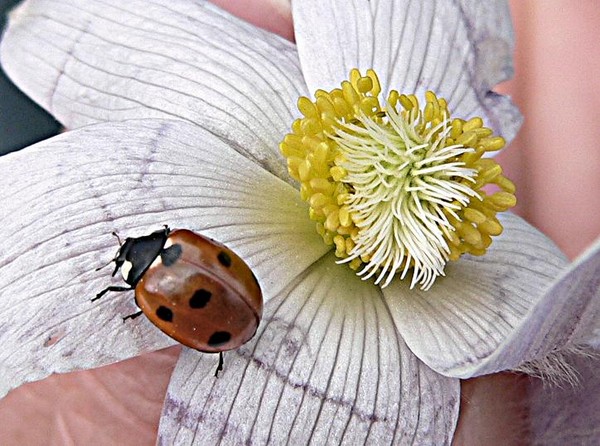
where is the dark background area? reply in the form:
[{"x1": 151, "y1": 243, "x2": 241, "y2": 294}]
[{"x1": 0, "y1": 0, "x2": 60, "y2": 155}]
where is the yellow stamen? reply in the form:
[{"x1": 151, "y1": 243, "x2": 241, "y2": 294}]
[{"x1": 280, "y1": 69, "x2": 516, "y2": 289}]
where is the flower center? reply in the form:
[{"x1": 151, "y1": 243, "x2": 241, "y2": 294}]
[{"x1": 280, "y1": 69, "x2": 516, "y2": 289}]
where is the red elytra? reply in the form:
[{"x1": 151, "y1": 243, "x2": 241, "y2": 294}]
[{"x1": 94, "y1": 226, "x2": 263, "y2": 375}]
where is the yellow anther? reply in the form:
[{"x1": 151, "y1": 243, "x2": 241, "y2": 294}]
[
  {"x1": 334, "y1": 235, "x2": 346, "y2": 256},
  {"x1": 316, "y1": 95, "x2": 335, "y2": 114},
  {"x1": 316, "y1": 222, "x2": 325, "y2": 236},
  {"x1": 349, "y1": 258, "x2": 362, "y2": 270},
  {"x1": 309, "y1": 193, "x2": 331, "y2": 210},
  {"x1": 301, "y1": 118, "x2": 321, "y2": 135},
  {"x1": 473, "y1": 127, "x2": 493, "y2": 138},
  {"x1": 300, "y1": 183, "x2": 310, "y2": 201},
  {"x1": 330, "y1": 166, "x2": 347, "y2": 182},
  {"x1": 480, "y1": 136, "x2": 505, "y2": 152},
  {"x1": 446, "y1": 230, "x2": 461, "y2": 246},
  {"x1": 322, "y1": 232, "x2": 334, "y2": 245},
  {"x1": 322, "y1": 204, "x2": 338, "y2": 216},
  {"x1": 438, "y1": 97, "x2": 448, "y2": 111},
  {"x1": 489, "y1": 191, "x2": 517, "y2": 209},
  {"x1": 356, "y1": 76, "x2": 373, "y2": 94},
  {"x1": 333, "y1": 97, "x2": 351, "y2": 117},
  {"x1": 448, "y1": 245, "x2": 462, "y2": 261},
  {"x1": 361, "y1": 97, "x2": 380, "y2": 115},
  {"x1": 339, "y1": 206, "x2": 352, "y2": 227},
  {"x1": 313, "y1": 142, "x2": 329, "y2": 163},
  {"x1": 424, "y1": 101, "x2": 435, "y2": 122},
  {"x1": 310, "y1": 207, "x2": 321, "y2": 221},
  {"x1": 298, "y1": 159, "x2": 312, "y2": 182},
  {"x1": 345, "y1": 237, "x2": 355, "y2": 254},
  {"x1": 325, "y1": 210, "x2": 340, "y2": 232},
  {"x1": 387, "y1": 90, "x2": 399, "y2": 108},
  {"x1": 366, "y1": 69, "x2": 381, "y2": 96},
  {"x1": 399, "y1": 94, "x2": 414, "y2": 111},
  {"x1": 456, "y1": 131, "x2": 478, "y2": 147},
  {"x1": 309, "y1": 178, "x2": 334, "y2": 194},
  {"x1": 464, "y1": 208, "x2": 487, "y2": 224},
  {"x1": 425, "y1": 90, "x2": 437, "y2": 103},
  {"x1": 337, "y1": 192, "x2": 350, "y2": 205},
  {"x1": 287, "y1": 156, "x2": 302, "y2": 176},
  {"x1": 458, "y1": 223, "x2": 482, "y2": 246},
  {"x1": 349, "y1": 68, "x2": 361, "y2": 85},
  {"x1": 497, "y1": 177, "x2": 516, "y2": 194},
  {"x1": 463, "y1": 117, "x2": 483, "y2": 132},
  {"x1": 342, "y1": 81, "x2": 360, "y2": 108},
  {"x1": 451, "y1": 119, "x2": 463, "y2": 139},
  {"x1": 298, "y1": 96, "x2": 318, "y2": 118},
  {"x1": 478, "y1": 163, "x2": 503, "y2": 183},
  {"x1": 479, "y1": 218, "x2": 503, "y2": 236}
]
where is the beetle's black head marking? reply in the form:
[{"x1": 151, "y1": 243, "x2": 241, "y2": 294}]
[
  {"x1": 109, "y1": 226, "x2": 170, "y2": 286},
  {"x1": 94, "y1": 227, "x2": 172, "y2": 302}
]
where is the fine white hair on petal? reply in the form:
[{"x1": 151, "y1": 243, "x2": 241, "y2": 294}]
[
  {"x1": 514, "y1": 344, "x2": 599, "y2": 388},
  {"x1": 530, "y1": 352, "x2": 600, "y2": 445}
]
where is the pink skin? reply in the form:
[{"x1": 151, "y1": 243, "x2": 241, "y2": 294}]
[{"x1": 1, "y1": 1, "x2": 598, "y2": 444}]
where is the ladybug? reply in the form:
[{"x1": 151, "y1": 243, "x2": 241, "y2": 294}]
[{"x1": 93, "y1": 226, "x2": 263, "y2": 376}]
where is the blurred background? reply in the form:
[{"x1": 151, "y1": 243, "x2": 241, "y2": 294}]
[
  {"x1": 0, "y1": 0, "x2": 59, "y2": 156},
  {"x1": 498, "y1": 1, "x2": 600, "y2": 258}
]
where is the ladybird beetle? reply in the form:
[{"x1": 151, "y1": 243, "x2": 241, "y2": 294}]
[{"x1": 93, "y1": 226, "x2": 263, "y2": 376}]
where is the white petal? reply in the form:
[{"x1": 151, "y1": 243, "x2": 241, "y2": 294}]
[
  {"x1": 566, "y1": 237, "x2": 600, "y2": 347},
  {"x1": 159, "y1": 254, "x2": 459, "y2": 444},
  {"x1": 1, "y1": 0, "x2": 306, "y2": 181},
  {"x1": 384, "y1": 213, "x2": 569, "y2": 378},
  {"x1": 437, "y1": 236, "x2": 600, "y2": 379},
  {"x1": 530, "y1": 354, "x2": 600, "y2": 445},
  {"x1": 292, "y1": 0, "x2": 522, "y2": 141},
  {"x1": 467, "y1": 236, "x2": 600, "y2": 378},
  {"x1": 0, "y1": 119, "x2": 327, "y2": 397}
]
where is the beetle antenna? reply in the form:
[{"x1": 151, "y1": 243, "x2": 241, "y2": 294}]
[
  {"x1": 95, "y1": 259, "x2": 113, "y2": 272},
  {"x1": 95, "y1": 232, "x2": 123, "y2": 271},
  {"x1": 112, "y1": 231, "x2": 123, "y2": 246}
]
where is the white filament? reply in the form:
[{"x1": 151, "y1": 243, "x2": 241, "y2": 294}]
[{"x1": 334, "y1": 104, "x2": 479, "y2": 290}]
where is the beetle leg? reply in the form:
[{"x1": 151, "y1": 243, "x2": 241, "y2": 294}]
[
  {"x1": 92, "y1": 285, "x2": 132, "y2": 302},
  {"x1": 122, "y1": 311, "x2": 143, "y2": 322},
  {"x1": 214, "y1": 352, "x2": 224, "y2": 378}
]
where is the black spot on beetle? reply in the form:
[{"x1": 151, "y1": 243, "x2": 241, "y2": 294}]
[
  {"x1": 208, "y1": 331, "x2": 231, "y2": 346},
  {"x1": 189, "y1": 289, "x2": 212, "y2": 308},
  {"x1": 217, "y1": 251, "x2": 232, "y2": 268},
  {"x1": 161, "y1": 243, "x2": 182, "y2": 266},
  {"x1": 156, "y1": 306, "x2": 173, "y2": 322}
]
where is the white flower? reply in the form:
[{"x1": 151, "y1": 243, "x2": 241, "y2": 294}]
[{"x1": 0, "y1": 0, "x2": 599, "y2": 443}]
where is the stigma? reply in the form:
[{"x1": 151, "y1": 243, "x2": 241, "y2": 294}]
[{"x1": 280, "y1": 69, "x2": 516, "y2": 290}]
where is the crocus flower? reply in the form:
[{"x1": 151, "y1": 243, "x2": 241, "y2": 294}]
[{"x1": 1, "y1": 0, "x2": 599, "y2": 443}]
